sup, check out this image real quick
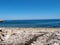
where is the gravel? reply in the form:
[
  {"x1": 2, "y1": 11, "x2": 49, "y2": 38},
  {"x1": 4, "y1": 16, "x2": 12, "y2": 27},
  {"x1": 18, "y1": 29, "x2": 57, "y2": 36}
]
[{"x1": 0, "y1": 28, "x2": 60, "y2": 45}]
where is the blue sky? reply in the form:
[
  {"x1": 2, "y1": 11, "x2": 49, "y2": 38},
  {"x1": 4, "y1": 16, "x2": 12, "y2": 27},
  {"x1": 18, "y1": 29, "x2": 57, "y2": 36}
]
[{"x1": 0, "y1": 0, "x2": 60, "y2": 20}]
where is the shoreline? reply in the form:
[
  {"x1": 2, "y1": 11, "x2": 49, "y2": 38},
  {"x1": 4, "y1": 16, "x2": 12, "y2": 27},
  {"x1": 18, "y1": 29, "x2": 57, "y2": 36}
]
[{"x1": 0, "y1": 27, "x2": 60, "y2": 30}]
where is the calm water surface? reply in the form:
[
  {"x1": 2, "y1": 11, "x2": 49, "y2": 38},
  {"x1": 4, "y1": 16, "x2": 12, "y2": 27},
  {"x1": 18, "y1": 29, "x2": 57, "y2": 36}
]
[{"x1": 0, "y1": 19, "x2": 60, "y2": 28}]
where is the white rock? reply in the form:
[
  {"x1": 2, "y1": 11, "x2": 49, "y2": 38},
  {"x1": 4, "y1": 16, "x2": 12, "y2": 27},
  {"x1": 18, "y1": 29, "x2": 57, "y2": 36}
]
[{"x1": 53, "y1": 43, "x2": 59, "y2": 45}]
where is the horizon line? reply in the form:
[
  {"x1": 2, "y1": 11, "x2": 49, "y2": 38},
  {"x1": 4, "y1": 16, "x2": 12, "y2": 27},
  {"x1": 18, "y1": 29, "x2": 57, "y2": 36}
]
[{"x1": 1, "y1": 19, "x2": 60, "y2": 20}]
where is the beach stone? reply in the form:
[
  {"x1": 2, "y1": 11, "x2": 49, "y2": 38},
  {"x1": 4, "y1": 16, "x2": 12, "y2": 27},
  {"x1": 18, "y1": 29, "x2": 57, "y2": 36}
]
[
  {"x1": 0, "y1": 28, "x2": 60, "y2": 45},
  {"x1": 53, "y1": 43, "x2": 59, "y2": 45}
]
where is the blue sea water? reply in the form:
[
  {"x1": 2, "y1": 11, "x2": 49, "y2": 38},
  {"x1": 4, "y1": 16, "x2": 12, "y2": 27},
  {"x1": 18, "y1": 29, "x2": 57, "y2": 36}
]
[{"x1": 0, "y1": 19, "x2": 60, "y2": 28}]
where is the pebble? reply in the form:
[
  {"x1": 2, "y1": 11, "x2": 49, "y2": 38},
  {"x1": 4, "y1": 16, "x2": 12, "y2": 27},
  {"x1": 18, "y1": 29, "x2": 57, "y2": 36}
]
[{"x1": 0, "y1": 28, "x2": 60, "y2": 45}]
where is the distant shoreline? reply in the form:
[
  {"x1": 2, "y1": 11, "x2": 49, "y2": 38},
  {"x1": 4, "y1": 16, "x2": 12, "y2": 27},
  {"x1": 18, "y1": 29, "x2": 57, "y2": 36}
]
[{"x1": 0, "y1": 20, "x2": 4, "y2": 22}]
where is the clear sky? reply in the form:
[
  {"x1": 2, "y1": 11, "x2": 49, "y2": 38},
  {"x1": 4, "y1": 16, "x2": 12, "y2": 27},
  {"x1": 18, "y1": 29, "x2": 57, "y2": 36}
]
[{"x1": 0, "y1": 0, "x2": 60, "y2": 20}]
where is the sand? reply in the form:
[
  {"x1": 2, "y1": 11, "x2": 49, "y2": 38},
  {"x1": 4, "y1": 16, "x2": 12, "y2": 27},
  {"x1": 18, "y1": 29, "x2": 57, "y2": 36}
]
[{"x1": 0, "y1": 28, "x2": 60, "y2": 45}]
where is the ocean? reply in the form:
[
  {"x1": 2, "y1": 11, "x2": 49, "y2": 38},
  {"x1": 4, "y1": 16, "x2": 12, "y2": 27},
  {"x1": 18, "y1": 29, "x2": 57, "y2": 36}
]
[{"x1": 0, "y1": 19, "x2": 60, "y2": 28}]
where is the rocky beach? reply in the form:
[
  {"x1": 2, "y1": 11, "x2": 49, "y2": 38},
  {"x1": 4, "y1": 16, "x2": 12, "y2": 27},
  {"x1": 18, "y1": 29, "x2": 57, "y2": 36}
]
[{"x1": 0, "y1": 28, "x2": 60, "y2": 45}]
